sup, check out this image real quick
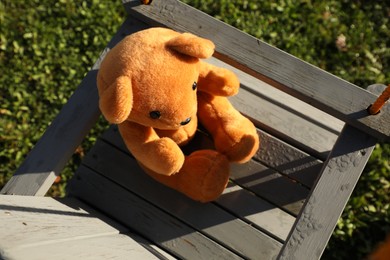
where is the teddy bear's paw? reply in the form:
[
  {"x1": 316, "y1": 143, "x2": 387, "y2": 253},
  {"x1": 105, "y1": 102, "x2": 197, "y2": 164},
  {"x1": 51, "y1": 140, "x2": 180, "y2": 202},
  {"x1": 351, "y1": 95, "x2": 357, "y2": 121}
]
[
  {"x1": 220, "y1": 132, "x2": 260, "y2": 163},
  {"x1": 221, "y1": 69, "x2": 240, "y2": 95},
  {"x1": 215, "y1": 123, "x2": 260, "y2": 164},
  {"x1": 144, "y1": 138, "x2": 185, "y2": 176},
  {"x1": 198, "y1": 66, "x2": 240, "y2": 97},
  {"x1": 177, "y1": 150, "x2": 230, "y2": 202}
]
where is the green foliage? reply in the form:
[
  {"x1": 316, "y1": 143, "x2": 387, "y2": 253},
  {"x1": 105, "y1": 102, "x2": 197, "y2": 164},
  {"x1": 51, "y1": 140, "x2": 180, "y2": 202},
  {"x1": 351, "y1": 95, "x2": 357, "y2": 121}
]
[
  {"x1": 0, "y1": 0, "x2": 389, "y2": 259},
  {"x1": 0, "y1": 0, "x2": 124, "y2": 195},
  {"x1": 183, "y1": 0, "x2": 390, "y2": 87}
]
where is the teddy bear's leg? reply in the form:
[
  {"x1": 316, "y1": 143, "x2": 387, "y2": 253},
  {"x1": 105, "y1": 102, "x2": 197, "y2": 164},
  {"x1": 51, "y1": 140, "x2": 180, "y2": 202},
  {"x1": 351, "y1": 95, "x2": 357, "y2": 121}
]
[
  {"x1": 140, "y1": 150, "x2": 230, "y2": 203},
  {"x1": 197, "y1": 92, "x2": 260, "y2": 163}
]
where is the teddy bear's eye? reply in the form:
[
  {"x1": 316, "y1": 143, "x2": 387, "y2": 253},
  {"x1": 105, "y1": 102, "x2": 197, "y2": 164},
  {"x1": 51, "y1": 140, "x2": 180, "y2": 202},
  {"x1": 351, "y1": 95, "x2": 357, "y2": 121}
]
[
  {"x1": 192, "y1": 82, "x2": 197, "y2": 91},
  {"x1": 149, "y1": 111, "x2": 161, "y2": 119}
]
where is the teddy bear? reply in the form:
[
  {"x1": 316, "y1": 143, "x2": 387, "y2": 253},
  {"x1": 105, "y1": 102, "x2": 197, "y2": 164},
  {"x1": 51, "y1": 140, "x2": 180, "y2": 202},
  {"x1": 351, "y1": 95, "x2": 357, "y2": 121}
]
[{"x1": 97, "y1": 27, "x2": 259, "y2": 202}]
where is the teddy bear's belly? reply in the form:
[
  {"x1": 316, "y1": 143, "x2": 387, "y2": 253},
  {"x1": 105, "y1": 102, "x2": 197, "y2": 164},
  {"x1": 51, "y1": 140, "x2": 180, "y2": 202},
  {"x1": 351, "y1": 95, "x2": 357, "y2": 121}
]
[{"x1": 155, "y1": 116, "x2": 198, "y2": 146}]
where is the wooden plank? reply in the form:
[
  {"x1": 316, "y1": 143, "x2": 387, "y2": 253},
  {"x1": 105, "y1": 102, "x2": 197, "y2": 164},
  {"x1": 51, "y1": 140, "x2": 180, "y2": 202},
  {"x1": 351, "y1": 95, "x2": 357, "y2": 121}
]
[
  {"x1": 208, "y1": 57, "x2": 343, "y2": 159},
  {"x1": 123, "y1": 0, "x2": 390, "y2": 141},
  {"x1": 102, "y1": 127, "x2": 297, "y2": 239},
  {"x1": 0, "y1": 195, "x2": 173, "y2": 260},
  {"x1": 92, "y1": 135, "x2": 295, "y2": 242},
  {"x1": 208, "y1": 57, "x2": 344, "y2": 135},
  {"x1": 279, "y1": 125, "x2": 376, "y2": 259},
  {"x1": 0, "y1": 195, "x2": 125, "y2": 247},
  {"x1": 81, "y1": 139, "x2": 285, "y2": 257},
  {"x1": 230, "y1": 160, "x2": 309, "y2": 216},
  {"x1": 216, "y1": 183, "x2": 295, "y2": 241},
  {"x1": 254, "y1": 130, "x2": 324, "y2": 188},
  {"x1": 68, "y1": 166, "x2": 243, "y2": 260},
  {"x1": 2, "y1": 234, "x2": 173, "y2": 260},
  {"x1": 0, "y1": 18, "x2": 149, "y2": 196},
  {"x1": 102, "y1": 125, "x2": 309, "y2": 215},
  {"x1": 3, "y1": 234, "x2": 175, "y2": 260},
  {"x1": 230, "y1": 87, "x2": 338, "y2": 160}
]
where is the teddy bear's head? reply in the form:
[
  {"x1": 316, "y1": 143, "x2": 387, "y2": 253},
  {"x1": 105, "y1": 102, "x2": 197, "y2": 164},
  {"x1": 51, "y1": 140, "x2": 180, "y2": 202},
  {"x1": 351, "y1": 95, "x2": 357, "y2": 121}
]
[{"x1": 97, "y1": 28, "x2": 215, "y2": 130}]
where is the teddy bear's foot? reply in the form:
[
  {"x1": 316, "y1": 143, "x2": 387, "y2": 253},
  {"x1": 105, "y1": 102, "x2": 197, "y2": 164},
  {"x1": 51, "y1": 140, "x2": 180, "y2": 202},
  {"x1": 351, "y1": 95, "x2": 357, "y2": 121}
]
[
  {"x1": 141, "y1": 150, "x2": 230, "y2": 203},
  {"x1": 198, "y1": 93, "x2": 260, "y2": 163}
]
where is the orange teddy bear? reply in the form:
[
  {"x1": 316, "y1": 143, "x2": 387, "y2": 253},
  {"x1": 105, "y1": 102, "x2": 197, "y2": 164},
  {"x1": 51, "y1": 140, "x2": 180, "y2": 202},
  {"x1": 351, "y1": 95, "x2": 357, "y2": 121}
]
[{"x1": 97, "y1": 28, "x2": 259, "y2": 202}]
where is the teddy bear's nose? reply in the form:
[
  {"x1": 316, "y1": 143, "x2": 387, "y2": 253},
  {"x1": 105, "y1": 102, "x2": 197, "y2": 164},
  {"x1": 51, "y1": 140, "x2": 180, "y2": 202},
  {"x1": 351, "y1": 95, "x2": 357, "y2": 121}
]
[{"x1": 180, "y1": 117, "x2": 191, "y2": 126}]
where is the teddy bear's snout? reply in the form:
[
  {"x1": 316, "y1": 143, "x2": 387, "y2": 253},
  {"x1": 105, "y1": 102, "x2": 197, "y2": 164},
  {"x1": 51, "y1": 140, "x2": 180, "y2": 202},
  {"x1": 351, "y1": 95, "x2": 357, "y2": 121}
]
[{"x1": 180, "y1": 117, "x2": 191, "y2": 126}]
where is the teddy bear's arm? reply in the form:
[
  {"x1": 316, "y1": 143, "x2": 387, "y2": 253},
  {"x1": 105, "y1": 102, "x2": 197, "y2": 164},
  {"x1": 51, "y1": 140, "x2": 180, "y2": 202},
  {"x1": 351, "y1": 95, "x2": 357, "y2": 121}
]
[
  {"x1": 118, "y1": 121, "x2": 185, "y2": 176},
  {"x1": 197, "y1": 61, "x2": 240, "y2": 96}
]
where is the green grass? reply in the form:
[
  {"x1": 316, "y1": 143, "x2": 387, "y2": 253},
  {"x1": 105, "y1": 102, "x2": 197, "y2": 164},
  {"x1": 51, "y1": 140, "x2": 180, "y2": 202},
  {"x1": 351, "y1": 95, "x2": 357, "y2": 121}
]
[
  {"x1": 1, "y1": 0, "x2": 389, "y2": 259},
  {"x1": 0, "y1": 0, "x2": 124, "y2": 195}
]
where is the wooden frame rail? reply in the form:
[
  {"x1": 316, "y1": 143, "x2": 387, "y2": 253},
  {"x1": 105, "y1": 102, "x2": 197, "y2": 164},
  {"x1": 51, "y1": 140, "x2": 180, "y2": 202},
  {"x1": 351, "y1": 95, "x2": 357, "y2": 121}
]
[{"x1": 279, "y1": 125, "x2": 376, "y2": 259}]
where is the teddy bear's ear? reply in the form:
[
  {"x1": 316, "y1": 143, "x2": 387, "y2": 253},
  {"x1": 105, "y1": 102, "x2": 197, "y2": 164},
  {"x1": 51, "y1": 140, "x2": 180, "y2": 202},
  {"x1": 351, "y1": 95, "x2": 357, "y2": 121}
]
[
  {"x1": 97, "y1": 75, "x2": 133, "y2": 124},
  {"x1": 166, "y1": 32, "x2": 215, "y2": 59}
]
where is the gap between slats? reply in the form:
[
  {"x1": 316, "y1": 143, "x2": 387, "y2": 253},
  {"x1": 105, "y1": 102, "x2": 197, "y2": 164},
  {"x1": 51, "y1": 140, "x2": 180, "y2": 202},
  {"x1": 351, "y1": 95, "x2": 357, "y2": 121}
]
[
  {"x1": 91, "y1": 138, "x2": 294, "y2": 240},
  {"x1": 74, "y1": 138, "x2": 294, "y2": 258},
  {"x1": 70, "y1": 165, "x2": 258, "y2": 259},
  {"x1": 103, "y1": 126, "x2": 321, "y2": 216},
  {"x1": 75, "y1": 139, "x2": 286, "y2": 258}
]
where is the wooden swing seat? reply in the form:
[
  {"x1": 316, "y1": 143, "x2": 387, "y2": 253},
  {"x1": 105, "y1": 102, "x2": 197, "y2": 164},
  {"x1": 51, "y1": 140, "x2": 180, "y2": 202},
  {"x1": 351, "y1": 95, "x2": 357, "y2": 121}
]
[{"x1": 1, "y1": 1, "x2": 389, "y2": 259}]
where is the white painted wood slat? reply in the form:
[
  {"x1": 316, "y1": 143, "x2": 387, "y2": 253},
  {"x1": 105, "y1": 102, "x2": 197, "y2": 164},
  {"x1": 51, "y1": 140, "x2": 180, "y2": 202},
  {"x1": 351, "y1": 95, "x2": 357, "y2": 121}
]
[
  {"x1": 0, "y1": 195, "x2": 172, "y2": 260},
  {"x1": 4, "y1": 234, "x2": 174, "y2": 260}
]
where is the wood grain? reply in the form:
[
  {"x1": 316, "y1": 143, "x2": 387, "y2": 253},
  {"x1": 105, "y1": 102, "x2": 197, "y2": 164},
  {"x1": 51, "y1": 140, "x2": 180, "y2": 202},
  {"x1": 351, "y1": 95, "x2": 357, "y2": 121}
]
[
  {"x1": 81, "y1": 139, "x2": 285, "y2": 257},
  {"x1": 254, "y1": 130, "x2": 324, "y2": 187},
  {"x1": 230, "y1": 160, "x2": 308, "y2": 216},
  {"x1": 216, "y1": 183, "x2": 295, "y2": 241},
  {"x1": 0, "y1": 195, "x2": 171, "y2": 259},
  {"x1": 68, "y1": 166, "x2": 243, "y2": 260},
  {"x1": 102, "y1": 126, "x2": 310, "y2": 215},
  {"x1": 207, "y1": 57, "x2": 343, "y2": 160},
  {"x1": 279, "y1": 125, "x2": 376, "y2": 259},
  {"x1": 4, "y1": 234, "x2": 174, "y2": 260}
]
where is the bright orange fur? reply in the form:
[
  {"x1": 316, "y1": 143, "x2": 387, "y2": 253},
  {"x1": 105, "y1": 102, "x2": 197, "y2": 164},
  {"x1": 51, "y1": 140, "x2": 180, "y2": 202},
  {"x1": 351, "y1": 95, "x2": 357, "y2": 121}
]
[{"x1": 97, "y1": 28, "x2": 259, "y2": 202}]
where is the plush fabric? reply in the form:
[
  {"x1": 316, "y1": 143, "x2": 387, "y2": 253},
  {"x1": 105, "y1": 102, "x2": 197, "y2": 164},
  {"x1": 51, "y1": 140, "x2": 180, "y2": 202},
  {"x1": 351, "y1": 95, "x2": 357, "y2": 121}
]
[{"x1": 97, "y1": 27, "x2": 259, "y2": 202}]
